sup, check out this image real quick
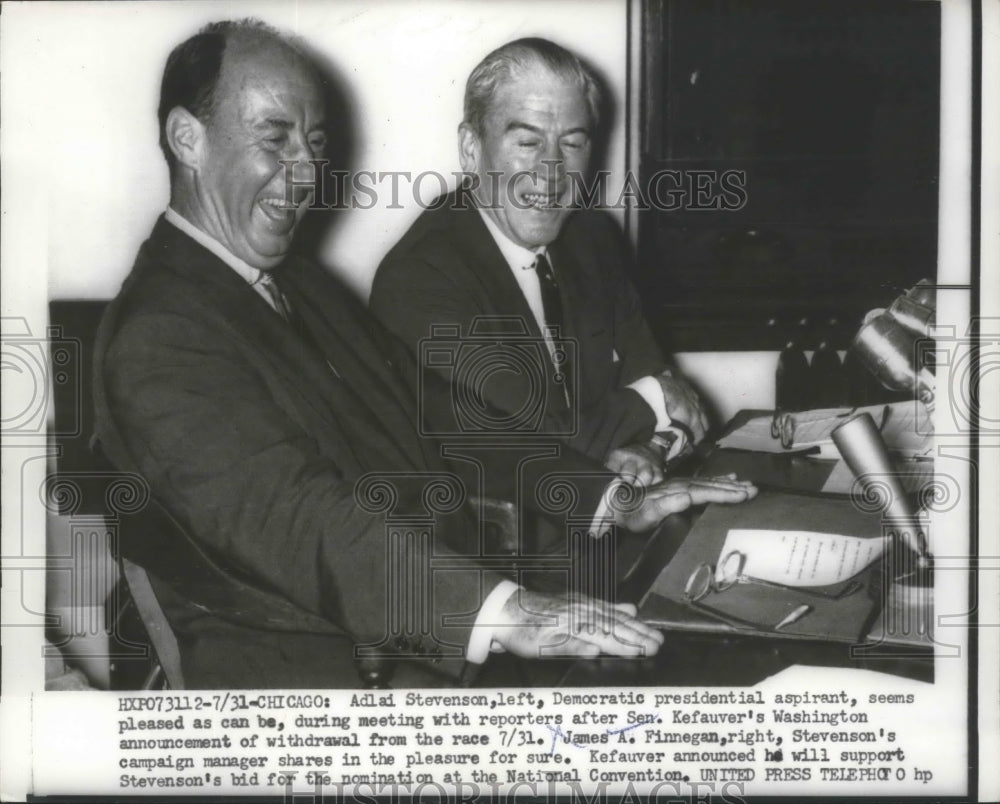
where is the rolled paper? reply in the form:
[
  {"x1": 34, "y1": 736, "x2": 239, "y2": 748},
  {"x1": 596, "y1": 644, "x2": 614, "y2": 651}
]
[{"x1": 830, "y1": 412, "x2": 929, "y2": 562}]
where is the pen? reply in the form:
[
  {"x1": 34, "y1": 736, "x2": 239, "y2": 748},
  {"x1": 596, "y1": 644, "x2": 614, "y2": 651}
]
[{"x1": 774, "y1": 604, "x2": 812, "y2": 631}]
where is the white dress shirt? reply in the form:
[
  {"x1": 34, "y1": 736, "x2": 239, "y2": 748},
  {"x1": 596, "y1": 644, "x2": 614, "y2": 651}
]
[
  {"x1": 476, "y1": 212, "x2": 552, "y2": 344},
  {"x1": 164, "y1": 207, "x2": 282, "y2": 314}
]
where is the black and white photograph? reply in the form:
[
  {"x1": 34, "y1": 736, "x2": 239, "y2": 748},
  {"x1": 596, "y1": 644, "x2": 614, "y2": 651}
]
[{"x1": 1, "y1": 0, "x2": 997, "y2": 800}]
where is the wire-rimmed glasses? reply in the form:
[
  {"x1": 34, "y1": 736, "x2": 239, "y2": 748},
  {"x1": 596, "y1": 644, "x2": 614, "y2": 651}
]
[
  {"x1": 682, "y1": 550, "x2": 861, "y2": 630},
  {"x1": 690, "y1": 550, "x2": 862, "y2": 602}
]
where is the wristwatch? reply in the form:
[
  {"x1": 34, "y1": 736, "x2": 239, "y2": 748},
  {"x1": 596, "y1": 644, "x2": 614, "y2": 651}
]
[{"x1": 651, "y1": 424, "x2": 693, "y2": 463}]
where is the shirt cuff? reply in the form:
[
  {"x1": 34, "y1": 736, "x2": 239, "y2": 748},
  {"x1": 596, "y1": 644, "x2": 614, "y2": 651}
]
[
  {"x1": 588, "y1": 480, "x2": 627, "y2": 539},
  {"x1": 466, "y1": 579, "x2": 521, "y2": 664},
  {"x1": 627, "y1": 375, "x2": 672, "y2": 431}
]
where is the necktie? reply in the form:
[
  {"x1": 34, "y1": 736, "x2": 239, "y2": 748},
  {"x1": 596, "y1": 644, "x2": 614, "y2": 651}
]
[
  {"x1": 533, "y1": 253, "x2": 572, "y2": 407},
  {"x1": 255, "y1": 272, "x2": 293, "y2": 322},
  {"x1": 258, "y1": 271, "x2": 341, "y2": 378},
  {"x1": 533, "y1": 253, "x2": 564, "y2": 335}
]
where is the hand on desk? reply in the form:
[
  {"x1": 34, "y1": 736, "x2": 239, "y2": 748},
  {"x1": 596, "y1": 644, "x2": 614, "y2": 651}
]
[
  {"x1": 605, "y1": 442, "x2": 665, "y2": 487},
  {"x1": 493, "y1": 589, "x2": 664, "y2": 659},
  {"x1": 612, "y1": 474, "x2": 758, "y2": 533},
  {"x1": 657, "y1": 371, "x2": 709, "y2": 444}
]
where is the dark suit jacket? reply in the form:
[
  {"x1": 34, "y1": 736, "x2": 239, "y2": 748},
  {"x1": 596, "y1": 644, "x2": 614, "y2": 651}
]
[
  {"x1": 93, "y1": 217, "x2": 611, "y2": 688},
  {"x1": 371, "y1": 190, "x2": 669, "y2": 462}
]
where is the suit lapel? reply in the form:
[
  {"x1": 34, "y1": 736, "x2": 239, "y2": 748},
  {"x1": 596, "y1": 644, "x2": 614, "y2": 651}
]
[
  {"x1": 449, "y1": 198, "x2": 592, "y2": 415},
  {"x1": 278, "y1": 259, "x2": 435, "y2": 471},
  {"x1": 548, "y1": 220, "x2": 593, "y2": 347},
  {"x1": 450, "y1": 203, "x2": 547, "y2": 341},
  {"x1": 558, "y1": 215, "x2": 612, "y2": 381},
  {"x1": 149, "y1": 219, "x2": 428, "y2": 474}
]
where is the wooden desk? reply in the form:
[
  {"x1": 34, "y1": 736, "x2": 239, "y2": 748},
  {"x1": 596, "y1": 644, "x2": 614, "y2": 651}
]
[{"x1": 477, "y1": 412, "x2": 934, "y2": 688}]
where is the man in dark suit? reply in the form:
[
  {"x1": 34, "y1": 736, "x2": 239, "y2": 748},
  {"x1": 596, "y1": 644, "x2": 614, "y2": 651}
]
[
  {"x1": 94, "y1": 21, "x2": 755, "y2": 688},
  {"x1": 372, "y1": 38, "x2": 708, "y2": 486}
]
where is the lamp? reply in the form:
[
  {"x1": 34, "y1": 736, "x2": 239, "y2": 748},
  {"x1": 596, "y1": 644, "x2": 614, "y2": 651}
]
[{"x1": 850, "y1": 280, "x2": 936, "y2": 412}]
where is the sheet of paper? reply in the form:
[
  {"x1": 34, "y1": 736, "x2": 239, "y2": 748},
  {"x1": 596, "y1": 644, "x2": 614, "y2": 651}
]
[{"x1": 718, "y1": 528, "x2": 885, "y2": 587}]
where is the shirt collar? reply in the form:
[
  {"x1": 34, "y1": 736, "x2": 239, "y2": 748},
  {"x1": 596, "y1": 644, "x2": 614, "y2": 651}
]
[
  {"x1": 475, "y1": 206, "x2": 547, "y2": 272},
  {"x1": 164, "y1": 207, "x2": 264, "y2": 286}
]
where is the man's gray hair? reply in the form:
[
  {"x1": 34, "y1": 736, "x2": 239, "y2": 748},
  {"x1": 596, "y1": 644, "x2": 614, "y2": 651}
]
[{"x1": 463, "y1": 38, "x2": 601, "y2": 135}]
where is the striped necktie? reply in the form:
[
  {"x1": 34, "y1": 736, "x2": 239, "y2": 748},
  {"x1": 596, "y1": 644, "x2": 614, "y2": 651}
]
[
  {"x1": 255, "y1": 272, "x2": 293, "y2": 322},
  {"x1": 256, "y1": 271, "x2": 341, "y2": 378}
]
